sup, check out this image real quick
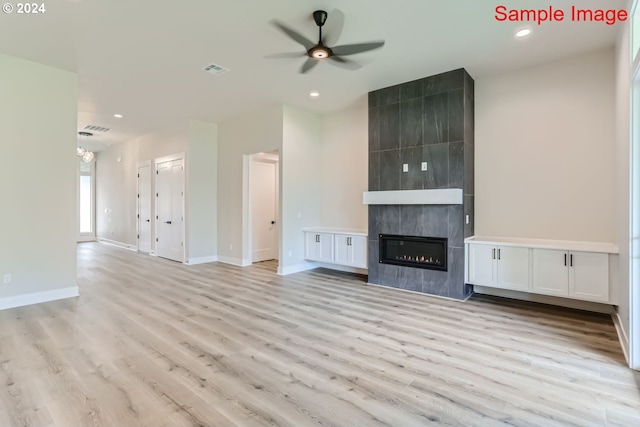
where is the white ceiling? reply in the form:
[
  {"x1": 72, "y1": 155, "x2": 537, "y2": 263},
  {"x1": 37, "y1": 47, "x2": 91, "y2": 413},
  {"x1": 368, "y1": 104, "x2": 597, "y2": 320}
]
[{"x1": 0, "y1": 0, "x2": 625, "y2": 151}]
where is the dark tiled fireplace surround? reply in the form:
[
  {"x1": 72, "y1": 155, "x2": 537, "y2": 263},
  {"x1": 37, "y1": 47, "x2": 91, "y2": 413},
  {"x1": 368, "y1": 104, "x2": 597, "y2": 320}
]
[{"x1": 367, "y1": 69, "x2": 474, "y2": 300}]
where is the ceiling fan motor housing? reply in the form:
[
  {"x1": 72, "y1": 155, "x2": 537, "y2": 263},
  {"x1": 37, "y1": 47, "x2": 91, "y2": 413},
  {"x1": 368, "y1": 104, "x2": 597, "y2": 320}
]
[{"x1": 313, "y1": 10, "x2": 328, "y2": 27}]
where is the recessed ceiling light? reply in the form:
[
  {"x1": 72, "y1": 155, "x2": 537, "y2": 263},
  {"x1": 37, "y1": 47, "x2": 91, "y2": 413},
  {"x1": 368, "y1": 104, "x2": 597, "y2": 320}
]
[
  {"x1": 113, "y1": 114, "x2": 123, "y2": 118},
  {"x1": 515, "y1": 28, "x2": 531, "y2": 38},
  {"x1": 309, "y1": 90, "x2": 320, "y2": 98}
]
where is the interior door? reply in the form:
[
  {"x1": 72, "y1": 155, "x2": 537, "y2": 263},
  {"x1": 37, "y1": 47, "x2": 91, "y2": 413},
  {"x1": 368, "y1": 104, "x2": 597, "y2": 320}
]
[
  {"x1": 156, "y1": 158, "x2": 184, "y2": 262},
  {"x1": 137, "y1": 163, "x2": 152, "y2": 253},
  {"x1": 251, "y1": 158, "x2": 278, "y2": 262}
]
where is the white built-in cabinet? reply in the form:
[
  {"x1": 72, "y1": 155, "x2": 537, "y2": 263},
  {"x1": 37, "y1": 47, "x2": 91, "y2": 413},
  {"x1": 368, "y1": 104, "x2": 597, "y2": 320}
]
[
  {"x1": 532, "y1": 249, "x2": 609, "y2": 303},
  {"x1": 468, "y1": 244, "x2": 529, "y2": 291},
  {"x1": 304, "y1": 228, "x2": 367, "y2": 269},
  {"x1": 466, "y1": 237, "x2": 617, "y2": 304},
  {"x1": 304, "y1": 232, "x2": 334, "y2": 264}
]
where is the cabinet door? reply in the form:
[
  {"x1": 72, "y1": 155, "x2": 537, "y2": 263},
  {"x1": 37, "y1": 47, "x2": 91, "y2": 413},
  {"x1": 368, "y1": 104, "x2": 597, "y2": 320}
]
[
  {"x1": 304, "y1": 232, "x2": 320, "y2": 261},
  {"x1": 317, "y1": 233, "x2": 334, "y2": 263},
  {"x1": 468, "y1": 244, "x2": 497, "y2": 286},
  {"x1": 350, "y1": 236, "x2": 368, "y2": 268},
  {"x1": 334, "y1": 235, "x2": 367, "y2": 268},
  {"x1": 334, "y1": 234, "x2": 350, "y2": 265},
  {"x1": 569, "y1": 252, "x2": 609, "y2": 303},
  {"x1": 496, "y1": 246, "x2": 530, "y2": 291},
  {"x1": 532, "y1": 249, "x2": 568, "y2": 296}
]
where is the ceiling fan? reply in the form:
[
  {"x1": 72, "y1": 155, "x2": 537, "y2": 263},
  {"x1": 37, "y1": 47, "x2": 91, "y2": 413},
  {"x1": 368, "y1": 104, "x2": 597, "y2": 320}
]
[{"x1": 269, "y1": 10, "x2": 385, "y2": 74}]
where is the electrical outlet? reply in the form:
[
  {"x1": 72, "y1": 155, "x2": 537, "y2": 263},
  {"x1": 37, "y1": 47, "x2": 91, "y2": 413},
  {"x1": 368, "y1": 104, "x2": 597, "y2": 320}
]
[
  {"x1": 288, "y1": 251, "x2": 292, "y2": 257},
  {"x1": 3, "y1": 274, "x2": 11, "y2": 284},
  {"x1": 421, "y1": 162, "x2": 428, "y2": 171},
  {"x1": 402, "y1": 164, "x2": 409, "y2": 172},
  {"x1": 229, "y1": 244, "x2": 233, "y2": 251},
  {"x1": 466, "y1": 215, "x2": 470, "y2": 224}
]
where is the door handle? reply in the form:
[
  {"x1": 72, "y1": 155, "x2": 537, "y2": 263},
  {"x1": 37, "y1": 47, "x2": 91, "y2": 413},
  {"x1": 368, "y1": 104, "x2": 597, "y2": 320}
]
[
  {"x1": 492, "y1": 248, "x2": 495, "y2": 260},
  {"x1": 497, "y1": 248, "x2": 501, "y2": 260},
  {"x1": 145, "y1": 219, "x2": 150, "y2": 222},
  {"x1": 316, "y1": 234, "x2": 319, "y2": 243},
  {"x1": 570, "y1": 254, "x2": 573, "y2": 267},
  {"x1": 347, "y1": 237, "x2": 351, "y2": 246},
  {"x1": 271, "y1": 220, "x2": 276, "y2": 225},
  {"x1": 564, "y1": 253, "x2": 567, "y2": 266},
  {"x1": 164, "y1": 221, "x2": 172, "y2": 224}
]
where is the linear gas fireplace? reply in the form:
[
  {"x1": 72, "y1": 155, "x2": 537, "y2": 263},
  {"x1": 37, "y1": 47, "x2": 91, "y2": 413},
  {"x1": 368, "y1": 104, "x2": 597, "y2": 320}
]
[{"x1": 379, "y1": 234, "x2": 448, "y2": 271}]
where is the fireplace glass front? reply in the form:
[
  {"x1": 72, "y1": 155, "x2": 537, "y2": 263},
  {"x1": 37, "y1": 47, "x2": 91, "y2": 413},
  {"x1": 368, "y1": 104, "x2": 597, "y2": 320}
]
[{"x1": 379, "y1": 234, "x2": 448, "y2": 271}]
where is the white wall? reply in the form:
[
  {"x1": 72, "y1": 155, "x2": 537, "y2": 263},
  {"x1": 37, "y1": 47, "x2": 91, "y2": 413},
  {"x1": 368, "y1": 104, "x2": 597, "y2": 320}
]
[
  {"x1": 95, "y1": 140, "x2": 138, "y2": 246},
  {"x1": 615, "y1": 22, "x2": 632, "y2": 362},
  {"x1": 216, "y1": 103, "x2": 365, "y2": 273},
  {"x1": 475, "y1": 48, "x2": 616, "y2": 243},
  {"x1": 217, "y1": 105, "x2": 283, "y2": 265},
  {"x1": 187, "y1": 120, "x2": 218, "y2": 261},
  {"x1": 96, "y1": 123, "x2": 188, "y2": 247},
  {"x1": 96, "y1": 120, "x2": 217, "y2": 262},
  {"x1": 320, "y1": 97, "x2": 368, "y2": 229},
  {"x1": 0, "y1": 53, "x2": 78, "y2": 306},
  {"x1": 280, "y1": 105, "x2": 323, "y2": 273}
]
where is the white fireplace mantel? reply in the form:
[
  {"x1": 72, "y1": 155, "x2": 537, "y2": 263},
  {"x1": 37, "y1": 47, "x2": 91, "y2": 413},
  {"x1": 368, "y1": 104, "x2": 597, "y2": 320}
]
[{"x1": 362, "y1": 189, "x2": 463, "y2": 205}]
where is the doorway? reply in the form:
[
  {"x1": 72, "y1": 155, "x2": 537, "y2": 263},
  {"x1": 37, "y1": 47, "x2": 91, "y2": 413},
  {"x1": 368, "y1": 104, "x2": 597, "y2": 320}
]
[
  {"x1": 137, "y1": 161, "x2": 152, "y2": 253},
  {"x1": 155, "y1": 154, "x2": 185, "y2": 262},
  {"x1": 249, "y1": 152, "x2": 279, "y2": 263}
]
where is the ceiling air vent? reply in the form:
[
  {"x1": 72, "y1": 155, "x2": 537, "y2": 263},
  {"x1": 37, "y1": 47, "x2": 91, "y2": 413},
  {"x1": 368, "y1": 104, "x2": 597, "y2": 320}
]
[
  {"x1": 203, "y1": 63, "x2": 230, "y2": 76},
  {"x1": 82, "y1": 125, "x2": 111, "y2": 133}
]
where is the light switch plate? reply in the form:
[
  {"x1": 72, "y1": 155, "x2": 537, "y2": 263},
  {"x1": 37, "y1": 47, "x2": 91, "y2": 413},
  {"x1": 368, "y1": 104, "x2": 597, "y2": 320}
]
[
  {"x1": 421, "y1": 162, "x2": 428, "y2": 171},
  {"x1": 402, "y1": 164, "x2": 409, "y2": 172}
]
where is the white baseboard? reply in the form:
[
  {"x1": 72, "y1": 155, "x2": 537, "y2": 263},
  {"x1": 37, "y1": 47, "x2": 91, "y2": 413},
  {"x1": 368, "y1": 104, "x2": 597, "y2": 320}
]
[
  {"x1": 98, "y1": 238, "x2": 137, "y2": 252},
  {"x1": 473, "y1": 286, "x2": 615, "y2": 314},
  {"x1": 217, "y1": 256, "x2": 245, "y2": 267},
  {"x1": 185, "y1": 255, "x2": 218, "y2": 265},
  {"x1": 278, "y1": 261, "x2": 319, "y2": 275},
  {"x1": 0, "y1": 286, "x2": 79, "y2": 311},
  {"x1": 612, "y1": 311, "x2": 630, "y2": 366}
]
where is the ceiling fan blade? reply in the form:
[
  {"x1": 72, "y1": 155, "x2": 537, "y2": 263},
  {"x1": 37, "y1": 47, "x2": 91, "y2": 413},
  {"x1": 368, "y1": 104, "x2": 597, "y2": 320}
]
[
  {"x1": 332, "y1": 41, "x2": 385, "y2": 56},
  {"x1": 328, "y1": 56, "x2": 362, "y2": 71},
  {"x1": 265, "y1": 52, "x2": 306, "y2": 59},
  {"x1": 300, "y1": 58, "x2": 319, "y2": 74},
  {"x1": 271, "y1": 20, "x2": 315, "y2": 50},
  {"x1": 322, "y1": 9, "x2": 344, "y2": 46}
]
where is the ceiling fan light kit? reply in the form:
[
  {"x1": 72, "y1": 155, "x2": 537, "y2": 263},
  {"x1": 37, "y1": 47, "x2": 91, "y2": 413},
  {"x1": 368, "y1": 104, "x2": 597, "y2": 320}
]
[{"x1": 270, "y1": 9, "x2": 385, "y2": 74}]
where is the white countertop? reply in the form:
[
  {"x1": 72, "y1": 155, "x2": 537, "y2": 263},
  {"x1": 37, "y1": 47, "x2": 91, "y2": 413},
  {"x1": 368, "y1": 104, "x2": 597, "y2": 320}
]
[
  {"x1": 303, "y1": 227, "x2": 368, "y2": 236},
  {"x1": 465, "y1": 236, "x2": 618, "y2": 254}
]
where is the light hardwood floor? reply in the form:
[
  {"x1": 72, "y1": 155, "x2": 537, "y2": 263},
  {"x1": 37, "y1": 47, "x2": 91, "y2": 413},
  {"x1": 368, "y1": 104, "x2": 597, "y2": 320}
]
[{"x1": 0, "y1": 242, "x2": 638, "y2": 426}]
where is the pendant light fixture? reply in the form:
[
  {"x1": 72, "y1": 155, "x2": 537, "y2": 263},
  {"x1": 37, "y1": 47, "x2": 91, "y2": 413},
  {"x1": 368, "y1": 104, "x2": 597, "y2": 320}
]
[{"x1": 77, "y1": 132, "x2": 95, "y2": 163}]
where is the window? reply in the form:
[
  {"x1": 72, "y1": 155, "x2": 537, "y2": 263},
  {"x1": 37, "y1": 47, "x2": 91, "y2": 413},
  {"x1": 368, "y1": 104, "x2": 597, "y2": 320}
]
[{"x1": 78, "y1": 159, "x2": 95, "y2": 240}]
